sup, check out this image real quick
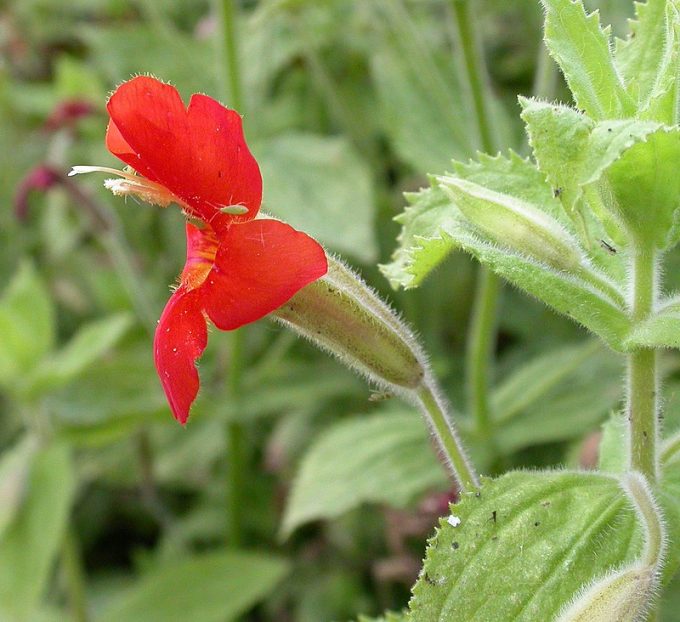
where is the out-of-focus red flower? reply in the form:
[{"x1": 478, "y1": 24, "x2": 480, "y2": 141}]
[
  {"x1": 44, "y1": 99, "x2": 96, "y2": 132},
  {"x1": 14, "y1": 165, "x2": 61, "y2": 220},
  {"x1": 72, "y1": 76, "x2": 327, "y2": 424}
]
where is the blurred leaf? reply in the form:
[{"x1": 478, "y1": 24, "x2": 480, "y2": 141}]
[
  {"x1": 0, "y1": 435, "x2": 38, "y2": 540},
  {"x1": 23, "y1": 313, "x2": 132, "y2": 396},
  {"x1": 410, "y1": 471, "x2": 640, "y2": 621},
  {"x1": 541, "y1": 0, "x2": 634, "y2": 119},
  {"x1": 0, "y1": 262, "x2": 55, "y2": 386},
  {"x1": 281, "y1": 410, "x2": 447, "y2": 537},
  {"x1": 492, "y1": 340, "x2": 622, "y2": 452},
  {"x1": 97, "y1": 551, "x2": 289, "y2": 622},
  {"x1": 0, "y1": 442, "x2": 76, "y2": 620},
  {"x1": 30, "y1": 608, "x2": 70, "y2": 622},
  {"x1": 371, "y1": 48, "x2": 471, "y2": 173},
  {"x1": 53, "y1": 55, "x2": 107, "y2": 102},
  {"x1": 492, "y1": 340, "x2": 600, "y2": 422},
  {"x1": 82, "y1": 25, "x2": 217, "y2": 97},
  {"x1": 50, "y1": 343, "x2": 165, "y2": 444},
  {"x1": 257, "y1": 132, "x2": 377, "y2": 262},
  {"x1": 357, "y1": 613, "x2": 407, "y2": 622}
]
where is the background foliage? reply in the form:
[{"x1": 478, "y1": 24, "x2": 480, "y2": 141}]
[{"x1": 4, "y1": 0, "x2": 679, "y2": 620}]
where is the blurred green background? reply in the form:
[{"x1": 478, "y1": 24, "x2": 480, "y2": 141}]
[{"x1": 6, "y1": 1, "x2": 680, "y2": 621}]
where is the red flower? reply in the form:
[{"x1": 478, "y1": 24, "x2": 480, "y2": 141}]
[{"x1": 72, "y1": 76, "x2": 327, "y2": 424}]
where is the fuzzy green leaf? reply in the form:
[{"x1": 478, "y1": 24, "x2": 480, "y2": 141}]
[
  {"x1": 382, "y1": 151, "x2": 585, "y2": 289},
  {"x1": 625, "y1": 298, "x2": 680, "y2": 349},
  {"x1": 520, "y1": 98, "x2": 594, "y2": 219},
  {"x1": 521, "y1": 97, "x2": 680, "y2": 249},
  {"x1": 615, "y1": 0, "x2": 680, "y2": 121},
  {"x1": 606, "y1": 127, "x2": 680, "y2": 249},
  {"x1": 382, "y1": 158, "x2": 630, "y2": 348},
  {"x1": 434, "y1": 181, "x2": 628, "y2": 349},
  {"x1": 98, "y1": 551, "x2": 289, "y2": 622},
  {"x1": 541, "y1": 0, "x2": 634, "y2": 119},
  {"x1": 0, "y1": 443, "x2": 76, "y2": 620},
  {"x1": 521, "y1": 98, "x2": 662, "y2": 245},
  {"x1": 381, "y1": 183, "x2": 459, "y2": 290},
  {"x1": 281, "y1": 411, "x2": 447, "y2": 537},
  {"x1": 409, "y1": 471, "x2": 640, "y2": 621}
]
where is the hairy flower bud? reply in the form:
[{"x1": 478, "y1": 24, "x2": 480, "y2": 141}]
[
  {"x1": 557, "y1": 473, "x2": 665, "y2": 622},
  {"x1": 272, "y1": 255, "x2": 426, "y2": 393},
  {"x1": 438, "y1": 175, "x2": 583, "y2": 272}
]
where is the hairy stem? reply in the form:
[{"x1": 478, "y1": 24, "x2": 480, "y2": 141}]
[
  {"x1": 628, "y1": 247, "x2": 659, "y2": 483},
  {"x1": 417, "y1": 383, "x2": 480, "y2": 493}
]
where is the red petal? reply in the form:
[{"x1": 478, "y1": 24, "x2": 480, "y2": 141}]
[
  {"x1": 201, "y1": 219, "x2": 328, "y2": 330},
  {"x1": 106, "y1": 76, "x2": 261, "y2": 229},
  {"x1": 154, "y1": 287, "x2": 208, "y2": 424}
]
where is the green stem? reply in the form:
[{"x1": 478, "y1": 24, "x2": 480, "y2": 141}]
[
  {"x1": 465, "y1": 268, "x2": 500, "y2": 438},
  {"x1": 226, "y1": 330, "x2": 246, "y2": 548},
  {"x1": 417, "y1": 383, "x2": 480, "y2": 493},
  {"x1": 450, "y1": 0, "x2": 496, "y2": 154},
  {"x1": 216, "y1": 0, "x2": 244, "y2": 111},
  {"x1": 628, "y1": 247, "x2": 659, "y2": 483},
  {"x1": 216, "y1": 0, "x2": 248, "y2": 550},
  {"x1": 450, "y1": 0, "x2": 502, "y2": 443},
  {"x1": 61, "y1": 528, "x2": 88, "y2": 622}
]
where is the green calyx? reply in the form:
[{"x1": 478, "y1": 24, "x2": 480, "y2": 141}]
[{"x1": 273, "y1": 256, "x2": 426, "y2": 392}]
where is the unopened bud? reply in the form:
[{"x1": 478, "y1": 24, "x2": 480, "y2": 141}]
[
  {"x1": 556, "y1": 564, "x2": 655, "y2": 622},
  {"x1": 438, "y1": 176, "x2": 582, "y2": 272},
  {"x1": 272, "y1": 256, "x2": 425, "y2": 392},
  {"x1": 557, "y1": 473, "x2": 665, "y2": 622}
]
